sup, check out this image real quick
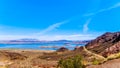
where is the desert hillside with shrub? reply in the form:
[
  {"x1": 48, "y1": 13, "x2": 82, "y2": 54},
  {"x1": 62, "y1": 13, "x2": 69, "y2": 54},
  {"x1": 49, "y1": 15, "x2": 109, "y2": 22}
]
[{"x1": 0, "y1": 32, "x2": 120, "y2": 68}]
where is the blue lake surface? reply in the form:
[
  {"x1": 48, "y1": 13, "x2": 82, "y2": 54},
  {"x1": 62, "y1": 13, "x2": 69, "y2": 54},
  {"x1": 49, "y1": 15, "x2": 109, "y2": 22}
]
[{"x1": 0, "y1": 43, "x2": 85, "y2": 50}]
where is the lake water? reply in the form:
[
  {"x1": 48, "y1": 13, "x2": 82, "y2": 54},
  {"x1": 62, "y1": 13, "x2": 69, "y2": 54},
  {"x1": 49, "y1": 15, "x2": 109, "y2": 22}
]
[{"x1": 0, "y1": 43, "x2": 85, "y2": 50}]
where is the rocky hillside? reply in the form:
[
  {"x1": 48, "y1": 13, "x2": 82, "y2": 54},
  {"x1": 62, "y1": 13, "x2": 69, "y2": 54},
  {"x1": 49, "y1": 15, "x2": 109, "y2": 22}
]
[
  {"x1": 85, "y1": 32, "x2": 120, "y2": 57},
  {"x1": 0, "y1": 51, "x2": 27, "y2": 61}
]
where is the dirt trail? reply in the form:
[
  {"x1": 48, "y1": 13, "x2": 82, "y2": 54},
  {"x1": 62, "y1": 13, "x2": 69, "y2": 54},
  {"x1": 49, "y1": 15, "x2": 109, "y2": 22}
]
[{"x1": 83, "y1": 46, "x2": 106, "y2": 60}]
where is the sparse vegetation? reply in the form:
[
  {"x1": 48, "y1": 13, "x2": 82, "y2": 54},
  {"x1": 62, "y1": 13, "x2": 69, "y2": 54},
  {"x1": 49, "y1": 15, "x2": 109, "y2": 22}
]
[
  {"x1": 107, "y1": 52, "x2": 120, "y2": 60},
  {"x1": 1, "y1": 46, "x2": 120, "y2": 68},
  {"x1": 92, "y1": 58, "x2": 100, "y2": 65},
  {"x1": 57, "y1": 55, "x2": 85, "y2": 68}
]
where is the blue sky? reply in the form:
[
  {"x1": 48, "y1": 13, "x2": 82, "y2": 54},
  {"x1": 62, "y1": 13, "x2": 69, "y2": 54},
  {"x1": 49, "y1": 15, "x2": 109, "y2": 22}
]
[{"x1": 0, "y1": 0, "x2": 120, "y2": 40}]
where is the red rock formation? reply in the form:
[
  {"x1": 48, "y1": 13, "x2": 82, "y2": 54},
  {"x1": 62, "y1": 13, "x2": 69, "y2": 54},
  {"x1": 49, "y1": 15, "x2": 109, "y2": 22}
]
[
  {"x1": 84, "y1": 32, "x2": 120, "y2": 57},
  {"x1": 101, "y1": 41, "x2": 120, "y2": 57}
]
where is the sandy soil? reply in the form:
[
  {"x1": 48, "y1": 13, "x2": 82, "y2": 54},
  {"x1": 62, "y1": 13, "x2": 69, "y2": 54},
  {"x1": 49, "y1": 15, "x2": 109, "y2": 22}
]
[
  {"x1": 0, "y1": 49, "x2": 57, "y2": 68},
  {"x1": 1, "y1": 49, "x2": 120, "y2": 68},
  {"x1": 87, "y1": 58, "x2": 120, "y2": 68}
]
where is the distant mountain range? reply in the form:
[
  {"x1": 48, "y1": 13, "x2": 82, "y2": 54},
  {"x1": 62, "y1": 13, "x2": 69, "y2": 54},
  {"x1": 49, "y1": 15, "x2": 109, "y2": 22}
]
[{"x1": 0, "y1": 39, "x2": 90, "y2": 44}]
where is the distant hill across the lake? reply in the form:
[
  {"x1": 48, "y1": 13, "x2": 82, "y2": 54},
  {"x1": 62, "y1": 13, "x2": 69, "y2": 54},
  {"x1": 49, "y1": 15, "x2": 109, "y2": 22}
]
[{"x1": 0, "y1": 39, "x2": 90, "y2": 45}]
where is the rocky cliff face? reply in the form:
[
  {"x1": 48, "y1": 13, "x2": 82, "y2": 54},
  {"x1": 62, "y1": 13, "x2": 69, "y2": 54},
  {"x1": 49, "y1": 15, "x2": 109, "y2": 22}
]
[{"x1": 85, "y1": 32, "x2": 120, "y2": 57}]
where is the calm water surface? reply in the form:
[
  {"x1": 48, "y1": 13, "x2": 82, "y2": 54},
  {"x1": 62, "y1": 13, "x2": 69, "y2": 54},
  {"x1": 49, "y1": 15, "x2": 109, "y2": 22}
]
[{"x1": 0, "y1": 43, "x2": 85, "y2": 50}]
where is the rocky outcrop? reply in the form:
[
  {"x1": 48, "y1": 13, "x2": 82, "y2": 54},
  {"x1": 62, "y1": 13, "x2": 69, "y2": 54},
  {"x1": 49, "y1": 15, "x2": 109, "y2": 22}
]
[
  {"x1": 101, "y1": 41, "x2": 120, "y2": 57},
  {"x1": 0, "y1": 51, "x2": 27, "y2": 61},
  {"x1": 85, "y1": 32, "x2": 120, "y2": 57},
  {"x1": 74, "y1": 46, "x2": 83, "y2": 51},
  {"x1": 56, "y1": 47, "x2": 69, "y2": 52}
]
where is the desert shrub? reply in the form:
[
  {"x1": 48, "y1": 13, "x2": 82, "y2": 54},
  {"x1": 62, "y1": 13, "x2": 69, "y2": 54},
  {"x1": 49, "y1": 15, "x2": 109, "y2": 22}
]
[
  {"x1": 116, "y1": 54, "x2": 120, "y2": 58},
  {"x1": 57, "y1": 55, "x2": 85, "y2": 68},
  {"x1": 107, "y1": 52, "x2": 120, "y2": 60},
  {"x1": 92, "y1": 58, "x2": 100, "y2": 65}
]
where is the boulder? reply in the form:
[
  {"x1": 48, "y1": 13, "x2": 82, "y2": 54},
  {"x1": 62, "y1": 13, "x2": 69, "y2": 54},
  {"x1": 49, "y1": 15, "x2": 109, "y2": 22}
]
[{"x1": 57, "y1": 47, "x2": 69, "y2": 52}]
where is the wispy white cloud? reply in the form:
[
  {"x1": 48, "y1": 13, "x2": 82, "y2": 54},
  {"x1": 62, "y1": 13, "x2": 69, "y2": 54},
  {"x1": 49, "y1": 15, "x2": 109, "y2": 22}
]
[
  {"x1": 2, "y1": 3, "x2": 120, "y2": 40},
  {"x1": 36, "y1": 20, "x2": 69, "y2": 35},
  {"x1": 0, "y1": 33, "x2": 99, "y2": 40},
  {"x1": 37, "y1": 34, "x2": 98, "y2": 41},
  {"x1": 84, "y1": 2, "x2": 120, "y2": 16},
  {"x1": 83, "y1": 18, "x2": 92, "y2": 33},
  {"x1": 82, "y1": 2, "x2": 120, "y2": 33}
]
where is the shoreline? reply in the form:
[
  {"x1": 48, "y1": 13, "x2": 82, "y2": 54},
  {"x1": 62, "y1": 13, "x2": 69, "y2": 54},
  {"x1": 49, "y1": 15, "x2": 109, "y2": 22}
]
[{"x1": 0, "y1": 48, "x2": 55, "y2": 53}]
